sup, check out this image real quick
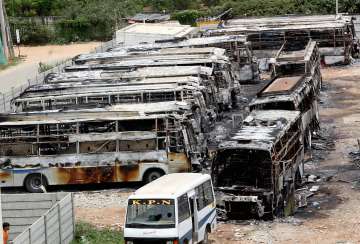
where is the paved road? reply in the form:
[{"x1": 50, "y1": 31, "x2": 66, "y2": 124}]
[{"x1": 0, "y1": 43, "x2": 99, "y2": 96}]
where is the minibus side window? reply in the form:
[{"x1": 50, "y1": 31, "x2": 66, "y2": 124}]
[
  {"x1": 196, "y1": 185, "x2": 206, "y2": 210},
  {"x1": 178, "y1": 194, "x2": 190, "y2": 223},
  {"x1": 196, "y1": 180, "x2": 215, "y2": 211},
  {"x1": 203, "y1": 180, "x2": 215, "y2": 205}
]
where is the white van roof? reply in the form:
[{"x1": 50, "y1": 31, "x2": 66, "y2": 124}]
[{"x1": 132, "y1": 173, "x2": 211, "y2": 198}]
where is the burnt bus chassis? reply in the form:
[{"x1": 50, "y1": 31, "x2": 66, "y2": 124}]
[
  {"x1": 0, "y1": 110, "x2": 204, "y2": 192},
  {"x1": 211, "y1": 110, "x2": 304, "y2": 219}
]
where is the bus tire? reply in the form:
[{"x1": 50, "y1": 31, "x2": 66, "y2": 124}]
[
  {"x1": 24, "y1": 174, "x2": 48, "y2": 193},
  {"x1": 202, "y1": 226, "x2": 210, "y2": 244},
  {"x1": 143, "y1": 169, "x2": 165, "y2": 184}
]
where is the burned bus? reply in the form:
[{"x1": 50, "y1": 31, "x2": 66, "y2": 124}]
[
  {"x1": 107, "y1": 35, "x2": 258, "y2": 82},
  {"x1": 0, "y1": 107, "x2": 205, "y2": 192},
  {"x1": 44, "y1": 66, "x2": 214, "y2": 84},
  {"x1": 13, "y1": 76, "x2": 216, "y2": 114},
  {"x1": 250, "y1": 41, "x2": 322, "y2": 147},
  {"x1": 211, "y1": 110, "x2": 304, "y2": 219},
  {"x1": 271, "y1": 41, "x2": 322, "y2": 89},
  {"x1": 206, "y1": 15, "x2": 357, "y2": 65},
  {"x1": 249, "y1": 75, "x2": 320, "y2": 148},
  {"x1": 64, "y1": 51, "x2": 238, "y2": 110}
]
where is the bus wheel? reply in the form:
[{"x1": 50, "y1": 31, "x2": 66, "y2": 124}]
[
  {"x1": 143, "y1": 169, "x2": 164, "y2": 184},
  {"x1": 24, "y1": 174, "x2": 48, "y2": 193},
  {"x1": 202, "y1": 227, "x2": 210, "y2": 244}
]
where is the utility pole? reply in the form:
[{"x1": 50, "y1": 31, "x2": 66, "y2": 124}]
[
  {"x1": 0, "y1": 0, "x2": 9, "y2": 59},
  {"x1": 336, "y1": 0, "x2": 339, "y2": 15}
]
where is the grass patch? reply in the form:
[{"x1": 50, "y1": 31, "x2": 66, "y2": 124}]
[
  {"x1": 0, "y1": 57, "x2": 22, "y2": 71},
  {"x1": 71, "y1": 222, "x2": 124, "y2": 244}
]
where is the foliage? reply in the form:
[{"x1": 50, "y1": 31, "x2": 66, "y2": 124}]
[
  {"x1": 5, "y1": 0, "x2": 360, "y2": 44},
  {"x1": 172, "y1": 10, "x2": 204, "y2": 26},
  {"x1": 6, "y1": 0, "x2": 64, "y2": 17},
  {"x1": 38, "y1": 61, "x2": 54, "y2": 73},
  {"x1": 0, "y1": 57, "x2": 22, "y2": 71},
  {"x1": 145, "y1": 0, "x2": 200, "y2": 11},
  {"x1": 9, "y1": 18, "x2": 55, "y2": 44},
  {"x1": 207, "y1": 0, "x2": 360, "y2": 16},
  {"x1": 55, "y1": 0, "x2": 142, "y2": 42},
  {"x1": 71, "y1": 222, "x2": 124, "y2": 244}
]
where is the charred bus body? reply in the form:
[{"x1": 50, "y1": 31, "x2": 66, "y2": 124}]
[
  {"x1": 250, "y1": 41, "x2": 322, "y2": 147},
  {"x1": 107, "y1": 35, "x2": 259, "y2": 82},
  {"x1": 13, "y1": 76, "x2": 217, "y2": 124},
  {"x1": 64, "y1": 49, "x2": 238, "y2": 110},
  {"x1": 205, "y1": 15, "x2": 357, "y2": 65},
  {"x1": 271, "y1": 41, "x2": 322, "y2": 86},
  {"x1": 212, "y1": 110, "x2": 303, "y2": 219},
  {"x1": 2, "y1": 45, "x2": 241, "y2": 191},
  {"x1": 249, "y1": 75, "x2": 319, "y2": 149},
  {"x1": 0, "y1": 107, "x2": 206, "y2": 192},
  {"x1": 211, "y1": 41, "x2": 322, "y2": 219}
]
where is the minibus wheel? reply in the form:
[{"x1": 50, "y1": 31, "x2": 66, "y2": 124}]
[{"x1": 202, "y1": 227, "x2": 210, "y2": 244}]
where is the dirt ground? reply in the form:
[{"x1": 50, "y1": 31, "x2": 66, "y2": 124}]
[
  {"x1": 0, "y1": 43, "x2": 99, "y2": 94},
  {"x1": 210, "y1": 64, "x2": 360, "y2": 244},
  {"x1": 74, "y1": 63, "x2": 360, "y2": 243}
]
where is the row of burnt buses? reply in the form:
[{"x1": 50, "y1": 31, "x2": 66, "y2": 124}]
[{"x1": 2, "y1": 14, "x2": 354, "y2": 221}]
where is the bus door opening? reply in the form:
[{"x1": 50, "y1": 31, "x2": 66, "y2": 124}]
[{"x1": 189, "y1": 196, "x2": 199, "y2": 242}]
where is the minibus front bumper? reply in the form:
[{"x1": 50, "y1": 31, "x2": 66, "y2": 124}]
[{"x1": 124, "y1": 238, "x2": 179, "y2": 244}]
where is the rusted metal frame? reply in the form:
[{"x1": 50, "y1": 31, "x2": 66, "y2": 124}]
[
  {"x1": 115, "y1": 120, "x2": 119, "y2": 152},
  {"x1": 275, "y1": 131, "x2": 300, "y2": 162},
  {"x1": 89, "y1": 140, "x2": 112, "y2": 154},
  {"x1": 76, "y1": 122, "x2": 80, "y2": 154},
  {"x1": 36, "y1": 124, "x2": 40, "y2": 156},
  {"x1": 275, "y1": 41, "x2": 287, "y2": 59},
  {"x1": 165, "y1": 118, "x2": 170, "y2": 151},
  {"x1": 155, "y1": 118, "x2": 159, "y2": 150}
]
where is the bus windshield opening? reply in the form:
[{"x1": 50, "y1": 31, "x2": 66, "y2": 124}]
[{"x1": 126, "y1": 199, "x2": 175, "y2": 229}]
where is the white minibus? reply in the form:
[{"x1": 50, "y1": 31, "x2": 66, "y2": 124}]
[{"x1": 124, "y1": 173, "x2": 217, "y2": 244}]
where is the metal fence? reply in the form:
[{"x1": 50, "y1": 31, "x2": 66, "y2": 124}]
[
  {"x1": 0, "y1": 39, "x2": 117, "y2": 113},
  {"x1": 5, "y1": 193, "x2": 75, "y2": 244}
]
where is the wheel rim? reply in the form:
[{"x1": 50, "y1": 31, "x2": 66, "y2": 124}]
[
  {"x1": 204, "y1": 231, "x2": 209, "y2": 243},
  {"x1": 150, "y1": 173, "x2": 159, "y2": 182},
  {"x1": 31, "y1": 177, "x2": 42, "y2": 189}
]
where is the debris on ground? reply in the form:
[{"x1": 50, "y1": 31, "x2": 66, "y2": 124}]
[{"x1": 349, "y1": 151, "x2": 360, "y2": 168}]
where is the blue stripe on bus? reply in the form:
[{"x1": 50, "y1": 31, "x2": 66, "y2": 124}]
[
  {"x1": 179, "y1": 229, "x2": 193, "y2": 244},
  {"x1": 179, "y1": 208, "x2": 216, "y2": 244},
  {"x1": 2, "y1": 168, "x2": 43, "y2": 174},
  {"x1": 199, "y1": 208, "x2": 216, "y2": 229}
]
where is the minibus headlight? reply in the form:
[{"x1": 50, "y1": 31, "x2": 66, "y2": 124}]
[
  {"x1": 166, "y1": 240, "x2": 178, "y2": 244},
  {"x1": 125, "y1": 241, "x2": 133, "y2": 244}
]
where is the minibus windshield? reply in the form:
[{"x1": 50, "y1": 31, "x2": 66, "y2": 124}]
[{"x1": 126, "y1": 199, "x2": 176, "y2": 228}]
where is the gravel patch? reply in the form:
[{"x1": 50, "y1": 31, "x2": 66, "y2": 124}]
[{"x1": 74, "y1": 189, "x2": 134, "y2": 208}]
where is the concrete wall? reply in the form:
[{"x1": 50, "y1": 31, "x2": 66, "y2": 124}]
[
  {"x1": 352, "y1": 15, "x2": 360, "y2": 38},
  {"x1": 1, "y1": 192, "x2": 74, "y2": 244}
]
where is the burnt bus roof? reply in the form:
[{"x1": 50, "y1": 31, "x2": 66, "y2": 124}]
[
  {"x1": 73, "y1": 50, "x2": 228, "y2": 66},
  {"x1": 275, "y1": 41, "x2": 317, "y2": 63},
  {"x1": 45, "y1": 66, "x2": 214, "y2": 84},
  {"x1": 74, "y1": 47, "x2": 226, "y2": 64},
  {"x1": 226, "y1": 14, "x2": 354, "y2": 27},
  {"x1": 249, "y1": 75, "x2": 318, "y2": 109},
  {"x1": 110, "y1": 35, "x2": 248, "y2": 52},
  {"x1": 64, "y1": 55, "x2": 230, "y2": 72},
  {"x1": 14, "y1": 76, "x2": 204, "y2": 103},
  {"x1": 0, "y1": 102, "x2": 189, "y2": 126},
  {"x1": 207, "y1": 21, "x2": 349, "y2": 34},
  {"x1": 259, "y1": 76, "x2": 303, "y2": 96},
  {"x1": 218, "y1": 110, "x2": 300, "y2": 151}
]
